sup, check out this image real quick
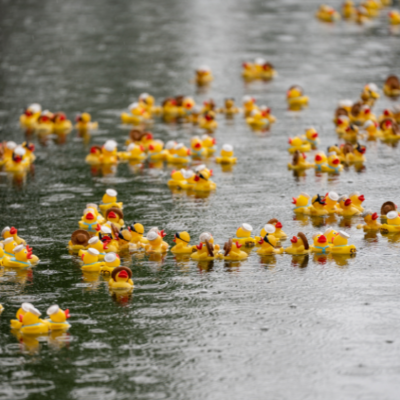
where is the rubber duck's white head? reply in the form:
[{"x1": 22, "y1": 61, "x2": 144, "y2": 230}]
[
  {"x1": 165, "y1": 141, "x2": 177, "y2": 151},
  {"x1": 387, "y1": 211, "x2": 400, "y2": 225},
  {"x1": 243, "y1": 95, "x2": 255, "y2": 106},
  {"x1": 103, "y1": 140, "x2": 117, "y2": 154},
  {"x1": 13, "y1": 244, "x2": 32, "y2": 262},
  {"x1": 104, "y1": 252, "x2": 120, "y2": 268},
  {"x1": 147, "y1": 230, "x2": 162, "y2": 246},
  {"x1": 221, "y1": 144, "x2": 234, "y2": 157},
  {"x1": 197, "y1": 65, "x2": 211, "y2": 73},
  {"x1": 103, "y1": 188, "x2": 117, "y2": 204},
  {"x1": 28, "y1": 103, "x2": 42, "y2": 113},
  {"x1": 199, "y1": 232, "x2": 212, "y2": 243},
  {"x1": 236, "y1": 223, "x2": 253, "y2": 238},
  {"x1": 333, "y1": 231, "x2": 350, "y2": 246}
]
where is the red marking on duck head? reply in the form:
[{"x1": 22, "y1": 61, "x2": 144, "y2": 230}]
[
  {"x1": 318, "y1": 235, "x2": 327, "y2": 244},
  {"x1": 290, "y1": 236, "x2": 298, "y2": 244},
  {"x1": 275, "y1": 222, "x2": 282, "y2": 229},
  {"x1": 372, "y1": 212, "x2": 378, "y2": 220},
  {"x1": 344, "y1": 199, "x2": 352, "y2": 207}
]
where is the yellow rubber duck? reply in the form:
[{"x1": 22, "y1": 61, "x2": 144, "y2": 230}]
[
  {"x1": 389, "y1": 10, "x2": 400, "y2": 24},
  {"x1": 349, "y1": 192, "x2": 365, "y2": 212},
  {"x1": 171, "y1": 231, "x2": 193, "y2": 254},
  {"x1": 22, "y1": 142, "x2": 36, "y2": 164},
  {"x1": 322, "y1": 152, "x2": 343, "y2": 174},
  {"x1": 187, "y1": 105, "x2": 201, "y2": 125},
  {"x1": 109, "y1": 266, "x2": 134, "y2": 291},
  {"x1": 97, "y1": 225, "x2": 120, "y2": 253},
  {"x1": 2, "y1": 237, "x2": 17, "y2": 261},
  {"x1": 75, "y1": 112, "x2": 98, "y2": 131},
  {"x1": 259, "y1": 106, "x2": 276, "y2": 124},
  {"x1": 257, "y1": 225, "x2": 284, "y2": 255},
  {"x1": 330, "y1": 231, "x2": 356, "y2": 254},
  {"x1": 380, "y1": 201, "x2": 397, "y2": 218},
  {"x1": 118, "y1": 143, "x2": 146, "y2": 161},
  {"x1": 361, "y1": 0, "x2": 381, "y2": 17},
  {"x1": 201, "y1": 135, "x2": 217, "y2": 156},
  {"x1": 316, "y1": 4, "x2": 341, "y2": 21},
  {"x1": 143, "y1": 231, "x2": 168, "y2": 254},
  {"x1": 383, "y1": 75, "x2": 400, "y2": 97},
  {"x1": 362, "y1": 120, "x2": 381, "y2": 140},
  {"x1": 1, "y1": 141, "x2": 17, "y2": 164},
  {"x1": 68, "y1": 230, "x2": 91, "y2": 252},
  {"x1": 336, "y1": 116, "x2": 351, "y2": 136},
  {"x1": 167, "y1": 169, "x2": 194, "y2": 189},
  {"x1": 10, "y1": 302, "x2": 32, "y2": 330},
  {"x1": 166, "y1": 143, "x2": 191, "y2": 164},
  {"x1": 292, "y1": 192, "x2": 311, "y2": 214},
  {"x1": 1, "y1": 226, "x2": 26, "y2": 245},
  {"x1": 380, "y1": 119, "x2": 400, "y2": 141},
  {"x1": 302, "y1": 127, "x2": 319, "y2": 148},
  {"x1": 199, "y1": 111, "x2": 218, "y2": 132},
  {"x1": 19, "y1": 103, "x2": 41, "y2": 129},
  {"x1": 121, "y1": 102, "x2": 151, "y2": 125},
  {"x1": 337, "y1": 196, "x2": 362, "y2": 216},
  {"x1": 266, "y1": 219, "x2": 287, "y2": 239},
  {"x1": 218, "y1": 239, "x2": 249, "y2": 260},
  {"x1": 100, "y1": 252, "x2": 120, "y2": 274},
  {"x1": 138, "y1": 93, "x2": 160, "y2": 115},
  {"x1": 79, "y1": 209, "x2": 100, "y2": 234},
  {"x1": 195, "y1": 65, "x2": 213, "y2": 86},
  {"x1": 246, "y1": 109, "x2": 270, "y2": 129},
  {"x1": 190, "y1": 232, "x2": 220, "y2": 260},
  {"x1": 79, "y1": 236, "x2": 107, "y2": 260},
  {"x1": 357, "y1": 211, "x2": 381, "y2": 230},
  {"x1": 127, "y1": 222, "x2": 148, "y2": 249},
  {"x1": 105, "y1": 208, "x2": 124, "y2": 230},
  {"x1": 324, "y1": 228, "x2": 339, "y2": 243},
  {"x1": 242, "y1": 96, "x2": 258, "y2": 117},
  {"x1": 308, "y1": 194, "x2": 328, "y2": 216},
  {"x1": 242, "y1": 59, "x2": 277, "y2": 80},
  {"x1": 324, "y1": 191, "x2": 340, "y2": 214},
  {"x1": 288, "y1": 150, "x2": 314, "y2": 170},
  {"x1": 342, "y1": 0, "x2": 357, "y2": 18},
  {"x1": 5, "y1": 147, "x2": 30, "y2": 173},
  {"x1": 218, "y1": 98, "x2": 240, "y2": 116},
  {"x1": 285, "y1": 233, "x2": 310, "y2": 255},
  {"x1": 286, "y1": 85, "x2": 309, "y2": 110},
  {"x1": 45, "y1": 305, "x2": 71, "y2": 331},
  {"x1": 288, "y1": 137, "x2": 311, "y2": 154},
  {"x1": 192, "y1": 165, "x2": 216, "y2": 192},
  {"x1": 345, "y1": 143, "x2": 366, "y2": 164},
  {"x1": 310, "y1": 233, "x2": 332, "y2": 254},
  {"x1": 102, "y1": 140, "x2": 118, "y2": 164},
  {"x1": 381, "y1": 211, "x2": 400, "y2": 233},
  {"x1": 14, "y1": 304, "x2": 49, "y2": 335},
  {"x1": 360, "y1": 83, "x2": 380, "y2": 106},
  {"x1": 232, "y1": 223, "x2": 256, "y2": 247},
  {"x1": 81, "y1": 248, "x2": 105, "y2": 272},
  {"x1": 148, "y1": 140, "x2": 166, "y2": 161},
  {"x1": 216, "y1": 144, "x2": 237, "y2": 164},
  {"x1": 3, "y1": 244, "x2": 34, "y2": 269},
  {"x1": 314, "y1": 152, "x2": 328, "y2": 172},
  {"x1": 99, "y1": 189, "x2": 123, "y2": 215},
  {"x1": 52, "y1": 112, "x2": 72, "y2": 134},
  {"x1": 34, "y1": 111, "x2": 54, "y2": 134}
]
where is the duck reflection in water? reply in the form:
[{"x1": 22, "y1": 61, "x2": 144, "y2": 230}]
[
  {"x1": 197, "y1": 260, "x2": 214, "y2": 272},
  {"x1": 291, "y1": 254, "x2": 309, "y2": 269},
  {"x1": 259, "y1": 254, "x2": 277, "y2": 269},
  {"x1": 110, "y1": 288, "x2": 133, "y2": 305},
  {"x1": 313, "y1": 253, "x2": 328, "y2": 265},
  {"x1": 330, "y1": 253, "x2": 356, "y2": 268},
  {"x1": 90, "y1": 164, "x2": 117, "y2": 177},
  {"x1": 310, "y1": 215, "x2": 326, "y2": 229},
  {"x1": 383, "y1": 232, "x2": 400, "y2": 244},
  {"x1": 293, "y1": 213, "x2": 309, "y2": 227},
  {"x1": 220, "y1": 164, "x2": 234, "y2": 173},
  {"x1": 363, "y1": 231, "x2": 379, "y2": 242},
  {"x1": 11, "y1": 330, "x2": 46, "y2": 355},
  {"x1": 339, "y1": 217, "x2": 354, "y2": 229},
  {"x1": 174, "y1": 254, "x2": 191, "y2": 272},
  {"x1": 81, "y1": 271, "x2": 101, "y2": 292},
  {"x1": 292, "y1": 169, "x2": 307, "y2": 181},
  {"x1": 223, "y1": 260, "x2": 243, "y2": 271}
]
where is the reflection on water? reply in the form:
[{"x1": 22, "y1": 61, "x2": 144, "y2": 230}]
[{"x1": 1, "y1": 0, "x2": 400, "y2": 399}]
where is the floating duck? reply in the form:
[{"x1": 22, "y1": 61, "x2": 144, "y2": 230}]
[
  {"x1": 127, "y1": 222, "x2": 148, "y2": 249},
  {"x1": 118, "y1": 143, "x2": 146, "y2": 161},
  {"x1": 360, "y1": 83, "x2": 380, "y2": 106},
  {"x1": 5, "y1": 146, "x2": 30, "y2": 173},
  {"x1": 143, "y1": 230, "x2": 168, "y2": 254},
  {"x1": 79, "y1": 209, "x2": 100, "y2": 234},
  {"x1": 361, "y1": 0, "x2": 381, "y2": 17},
  {"x1": 343, "y1": 123, "x2": 361, "y2": 143},
  {"x1": 121, "y1": 102, "x2": 151, "y2": 125},
  {"x1": 45, "y1": 305, "x2": 71, "y2": 331},
  {"x1": 380, "y1": 119, "x2": 400, "y2": 141},
  {"x1": 98, "y1": 224, "x2": 120, "y2": 253},
  {"x1": 383, "y1": 75, "x2": 400, "y2": 97},
  {"x1": 330, "y1": 231, "x2": 356, "y2": 254},
  {"x1": 81, "y1": 248, "x2": 104, "y2": 272},
  {"x1": 12, "y1": 304, "x2": 49, "y2": 335},
  {"x1": 389, "y1": 10, "x2": 400, "y2": 24},
  {"x1": 2, "y1": 237, "x2": 17, "y2": 261},
  {"x1": 232, "y1": 223, "x2": 256, "y2": 247},
  {"x1": 257, "y1": 225, "x2": 284, "y2": 255},
  {"x1": 109, "y1": 266, "x2": 134, "y2": 291},
  {"x1": 380, "y1": 201, "x2": 397, "y2": 218},
  {"x1": 314, "y1": 152, "x2": 328, "y2": 172},
  {"x1": 218, "y1": 98, "x2": 240, "y2": 116},
  {"x1": 242, "y1": 96, "x2": 258, "y2": 117},
  {"x1": 22, "y1": 142, "x2": 36, "y2": 163},
  {"x1": 316, "y1": 4, "x2": 341, "y2": 21},
  {"x1": 216, "y1": 144, "x2": 237, "y2": 164},
  {"x1": 349, "y1": 192, "x2": 365, "y2": 211},
  {"x1": 310, "y1": 233, "x2": 332, "y2": 254},
  {"x1": 259, "y1": 106, "x2": 276, "y2": 123},
  {"x1": 242, "y1": 59, "x2": 277, "y2": 80},
  {"x1": 101, "y1": 252, "x2": 120, "y2": 274},
  {"x1": 308, "y1": 194, "x2": 328, "y2": 216},
  {"x1": 190, "y1": 136, "x2": 207, "y2": 158},
  {"x1": 19, "y1": 103, "x2": 41, "y2": 129},
  {"x1": 178, "y1": 96, "x2": 196, "y2": 118},
  {"x1": 357, "y1": 211, "x2": 381, "y2": 230},
  {"x1": 287, "y1": 85, "x2": 309, "y2": 110},
  {"x1": 171, "y1": 232, "x2": 193, "y2": 254},
  {"x1": 138, "y1": 93, "x2": 160, "y2": 115},
  {"x1": 1, "y1": 226, "x2": 26, "y2": 245},
  {"x1": 342, "y1": 0, "x2": 357, "y2": 18},
  {"x1": 324, "y1": 191, "x2": 340, "y2": 214},
  {"x1": 362, "y1": 120, "x2": 381, "y2": 140},
  {"x1": 322, "y1": 152, "x2": 343, "y2": 174},
  {"x1": 302, "y1": 127, "x2": 319, "y2": 148},
  {"x1": 199, "y1": 111, "x2": 218, "y2": 132},
  {"x1": 187, "y1": 105, "x2": 202, "y2": 124},
  {"x1": 201, "y1": 135, "x2": 217, "y2": 156},
  {"x1": 52, "y1": 112, "x2": 72, "y2": 134},
  {"x1": 195, "y1": 65, "x2": 213, "y2": 86},
  {"x1": 191, "y1": 232, "x2": 220, "y2": 260},
  {"x1": 324, "y1": 228, "x2": 339, "y2": 243},
  {"x1": 381, "y1": 211, "x2": 400, "y2": 233},
  {"x1": 167, "y1": 169, "x2": 195, "y2": 189},
  {"x1": 336, "y1": 116, "x2": 350, "y2": 135},
  {"x1": 68, "y1": 230, "x2": 91, "y2": 252},
  {"x1": 344, "y1": 143, "x2": 366, "y2": 164},
  {"x1": 288, "y1": 137, "x2": 311, "y2": 154},
  {"x1": 285, "y1": 232, "x2": 310, "y2": 255},
  {"x1": 292, "y1": 192, "x2": 311, "y2": 214},
  {"x1": 288, "y1": 150, "x2": 314, "y2": 170},
  {"x1": 246, "y1": 109, "x2": 270, "y2": 129},
  {"x1": 192, "y1": 165, "x2": 216, "y2": 192},
  {"x1": 148, "y1": 140, "x2": 166, "y2": 161},
  {"x1": 85, "y1": 140, "x2": 118, "y2": 165},
  {"x1": 79, "y1": 236, "x2": 106, "y2": 260},
  {"x1": 166, "y1": 143, "x2": 191, "y2": 164},
  {"x1": 10, "y1": 302, "x2": 32, "y2": 330},
  {"x1": 161, "y1": 98, "x2": 179, "y2": 119},
  {"x1": 99, "y1": 189, "x2": 123, "y2": 215},
  {"x1": 75, "y1": 113, "x2": 98, "y2": 131},
  {"x1": 105, "y1": 208, "x2": 124, "y2": 230},
  {"x1": 218, "y1": 239, "x2": 248, "y2": 260},
  {"x1": 3, "y1": 244, "x2": 34, "y2": 269},
  {"x1": 1, "y1": 141, "x2": 17, "y2": 163},
  {"x1": 337, "y1": 196, "x2": 361, "y2": 216}
]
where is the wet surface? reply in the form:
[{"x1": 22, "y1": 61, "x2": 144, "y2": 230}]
[{"x1": 1, "y1": 0, "x2": 400, "y2": 399}]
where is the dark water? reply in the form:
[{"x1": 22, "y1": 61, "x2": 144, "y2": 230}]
[{"x1": 1, "y1": 0, "x2": 400, "y2": 399}]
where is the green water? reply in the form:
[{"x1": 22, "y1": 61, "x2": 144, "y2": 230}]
[{"x1": 1, "y1": 0, "x2": 400, "y2": 399}]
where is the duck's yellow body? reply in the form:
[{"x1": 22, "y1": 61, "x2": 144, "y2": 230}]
[
  {"x1": 316, "y1": 5, "x2": 341, "y2": 22},
  {"x1": 171, "y1": 232, "x2": 194, "y2": 254}
]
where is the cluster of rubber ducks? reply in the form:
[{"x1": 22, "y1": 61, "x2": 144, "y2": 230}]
[
  {"x1": 19, "y1": 103, "x2": 98, "y2": 136},
  {"x1": 0, "y1": 226, "x2": 39, "y2": 268},
  {"x1": 0, "y1": 140, "x2": 36, "y2": 174},
  {"x1": 316, "y1": 0, "x2": 399, "y2": 25},
  {"x1": 241, "y1": 58, "x2": 277, "y2": 81}
]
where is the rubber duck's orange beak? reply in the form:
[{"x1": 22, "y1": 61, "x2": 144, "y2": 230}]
[
  {"x1": 65, "y1": 309, "x2": 70, "y2": 319},
  {"x1": 344, "y1": 199, "x2": 352, "y2": 207},
  {"x1": 194, "y1": 175, "x2": 200, "y2": 182},
  {"x1": 149, "y1": 144, "x2": 155, "y2": 151},
  {"x1": 146, "y1": 133, "x2": 153, "y2": 140},
  {"x1": 236, "y1": 241, "x2": 242, "y2": 249},
  {"x1": 10, "y1": 227, "x2": 17, "y2": 235},
  {"x1": 108, "y1": 211, "x2": 116, "y2": 219},
  {"x1": 185, "y1": 103, "x2": 192, "y2": 109},
  {"x1": 302, "y1": 153, "x2": 307, "y2": 159},
  {"x1": 159, "y1": 230, "x2": 167, "y2": 238},
  {"x1": 291, "y1": 236, "x2": 298, "y2": 244},
  {"x1": 86, "y1": 213, "x2": 95, "y2": 220},
  {"x1": 312, "y1": 133, "x2": 318, "y2": 138},
  {"x1": 27, "y1": 250, "x2": 33, "y2": 260},
  {"x1": 196, "y1": 243, "x2": 203, "y2": 250},
  {"x1": 276, "y1": 222, "x2": 282, "y2": 229},
  {"x1": 209, "y1": 169, "x2": 213, "y2": 176},
  {"x1": 292, "y1": 197, "x2": 297, "y2": 205},
  {"x1": 81, "y1": 254, "x2": 85, "y2": 260},
  {"x1": 187, "y1": 149, "x2": 191, "y2": 155},
  {"x1": 332, "y1": 158, "x2": 340, "y2": 165},
  {"x1": 315, "y1": 155, "x2": 322, "y2": 162},
  {"x1": 318, "y1": 235, "x2": 327, "y2": 244},
  {"x1": 90, "y1": 147, "x2": 98, "y2": 154},
  {"x1": 25, "y1": 110, "x2": 33, "y2": 117},
  {"x1": 258, "y1": 238, "x2": 264, "y2": 245},
  {"x1": 118, "y1": 271, "x2": 128, "y2": 279},
  {"x1": 372, "y1": 212, "x2": 378, "y2": 220},
  {"x1": 358, "y1": 195, "x2": 365, "y2": 202},
  {"x1": 212, "y1": 138, "x2": 216, "y2": 145},
  {"x1": 384, "y1": 109, "x2": 390, "y2": 116},
  {"x1": 288, "y1": 138, "x2": 292, "y2": 144},
  {"x1": 19, "y1": 314, "x2": 24, "y2": 323},
  {"x1": 195, "y1": 143, "x2": 202, "y2": 149},
  {"x1": 139, "y1": 145, "x2": 145, "y2": 152}
]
